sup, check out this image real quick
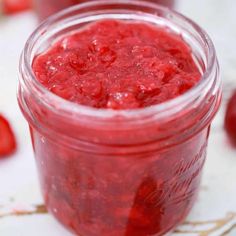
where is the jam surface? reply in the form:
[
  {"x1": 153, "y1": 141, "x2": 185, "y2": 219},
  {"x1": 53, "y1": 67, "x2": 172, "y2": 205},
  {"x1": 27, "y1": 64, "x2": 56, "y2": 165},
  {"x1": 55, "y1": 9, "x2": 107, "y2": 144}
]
[{"x1": 33, "y1": 20, "x2": 200, "y2": 109}]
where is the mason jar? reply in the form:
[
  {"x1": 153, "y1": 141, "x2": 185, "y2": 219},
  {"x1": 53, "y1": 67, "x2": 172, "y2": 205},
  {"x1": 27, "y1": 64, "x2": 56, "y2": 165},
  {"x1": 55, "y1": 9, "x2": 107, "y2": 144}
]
[{"x1": 18, "y1": 1, "x2": 221, "y2": 235}]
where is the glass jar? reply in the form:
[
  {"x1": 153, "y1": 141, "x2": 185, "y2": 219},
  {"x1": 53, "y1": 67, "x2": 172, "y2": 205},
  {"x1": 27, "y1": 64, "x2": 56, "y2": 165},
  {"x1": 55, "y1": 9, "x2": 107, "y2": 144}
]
[
  {"x1": 34, "y1": 0, "x2": 175, "y2": 21},
  {"x1": 18, "y1": 1, "x2": 221, "y2": 235}
]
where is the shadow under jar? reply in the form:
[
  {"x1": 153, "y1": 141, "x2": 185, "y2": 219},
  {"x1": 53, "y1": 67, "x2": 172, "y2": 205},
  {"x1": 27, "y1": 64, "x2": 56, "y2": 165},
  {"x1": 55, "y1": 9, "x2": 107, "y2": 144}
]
[
  {"x1": 18, "y1": 1, "x2": 221, "y2": 236},
  {"x1": 33, "y1": 0, "x2": 175, "y2": 21}
]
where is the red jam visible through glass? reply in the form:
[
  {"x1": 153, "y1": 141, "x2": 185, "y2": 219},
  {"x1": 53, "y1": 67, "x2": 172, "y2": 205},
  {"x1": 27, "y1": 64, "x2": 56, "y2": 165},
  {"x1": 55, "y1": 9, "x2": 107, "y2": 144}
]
[
  {"x1": 33, "y1": 20, "x2": 201, "y2": 109},
  {"x1": 30, "y1": 19, "x2": 206, "y2": 236}
]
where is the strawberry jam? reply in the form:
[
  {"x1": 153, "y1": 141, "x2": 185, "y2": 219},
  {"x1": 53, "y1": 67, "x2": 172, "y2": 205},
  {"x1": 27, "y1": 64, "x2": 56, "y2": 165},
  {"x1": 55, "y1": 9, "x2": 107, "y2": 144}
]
[
  {"x1": 30, "y1": 20, "x2": 203, "y2": 236},
  {"x1": 18, "y1": 2, "x2": 221, "y2": 236}
]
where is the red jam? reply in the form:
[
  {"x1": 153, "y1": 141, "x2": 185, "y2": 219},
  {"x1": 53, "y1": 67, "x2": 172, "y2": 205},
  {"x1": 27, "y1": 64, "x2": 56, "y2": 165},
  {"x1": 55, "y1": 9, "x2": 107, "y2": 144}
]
[
  {"x1": 29, "y1": 20, "x2": 206, "y2": 236},
  {"x1": 34, "y1": 0, "x2": 175, "y2": 21},
  {"x1": 33, "y1": 20, "x2": 200, "y2": 109},
  {"x1": 225, "y1": 91, "x2": 236, "y2": 145}
]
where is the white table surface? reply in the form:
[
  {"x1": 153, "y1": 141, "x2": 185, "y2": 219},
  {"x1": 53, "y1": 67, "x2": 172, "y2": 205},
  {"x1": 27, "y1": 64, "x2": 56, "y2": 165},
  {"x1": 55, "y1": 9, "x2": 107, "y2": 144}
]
[{"x1": 0, "y1": 0, "x2": 236, "y2": 235}]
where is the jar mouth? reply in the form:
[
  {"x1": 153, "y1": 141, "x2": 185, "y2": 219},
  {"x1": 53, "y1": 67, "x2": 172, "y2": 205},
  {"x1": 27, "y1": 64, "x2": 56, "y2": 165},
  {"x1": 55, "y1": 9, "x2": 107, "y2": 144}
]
[{"x1": 21, "y1": 0, "x2": 218, "y2": 120}]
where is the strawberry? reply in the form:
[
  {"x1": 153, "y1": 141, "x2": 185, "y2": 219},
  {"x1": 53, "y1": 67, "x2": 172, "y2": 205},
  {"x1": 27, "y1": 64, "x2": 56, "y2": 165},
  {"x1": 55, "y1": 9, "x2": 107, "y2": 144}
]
[
  {"x1": 0, "y1": 114, "x2": 17, "y2": 157},
  {"x1": 224, "y1": 90, "x2": 236, "y2": 145},
  {"x1": 1, "y1": 0, "x2": 32, "y2": 15}
]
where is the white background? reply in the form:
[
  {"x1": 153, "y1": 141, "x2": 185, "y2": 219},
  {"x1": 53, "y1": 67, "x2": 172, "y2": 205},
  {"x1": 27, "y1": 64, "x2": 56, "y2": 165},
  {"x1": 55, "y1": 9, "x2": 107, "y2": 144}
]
[{"x1": 0, "y1": 0, "x2": 236, "y2": 235}]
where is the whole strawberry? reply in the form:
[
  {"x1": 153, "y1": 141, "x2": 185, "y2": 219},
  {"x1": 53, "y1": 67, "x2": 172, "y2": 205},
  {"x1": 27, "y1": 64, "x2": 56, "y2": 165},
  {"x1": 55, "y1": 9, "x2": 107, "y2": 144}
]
[
  {"x1": 0, "y1": 114, "x2": 17, "y2": 157},
  {"x1": 224, "y1": 91, "x2": 236, "y2": 145}
]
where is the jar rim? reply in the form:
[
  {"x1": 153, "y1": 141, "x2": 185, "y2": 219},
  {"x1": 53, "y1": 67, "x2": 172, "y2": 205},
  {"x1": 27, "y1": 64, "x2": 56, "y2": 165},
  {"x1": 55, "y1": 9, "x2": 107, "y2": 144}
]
[{"x1": 20, "y1": 0, "x2": 218, "y2": 121}]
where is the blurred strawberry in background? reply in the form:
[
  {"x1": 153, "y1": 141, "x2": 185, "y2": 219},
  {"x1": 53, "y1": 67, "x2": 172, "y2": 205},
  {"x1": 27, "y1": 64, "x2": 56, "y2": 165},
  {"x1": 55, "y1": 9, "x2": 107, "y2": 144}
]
[
  {"x1": 225, "y1": 91, "x2": 236, "y2": 146},
  {"x1": 1, "y1": 0, "x2": 32, "y2": 14},
  {"x1": 0, "y1": 115, "x2": 17, "y2": 157}
]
